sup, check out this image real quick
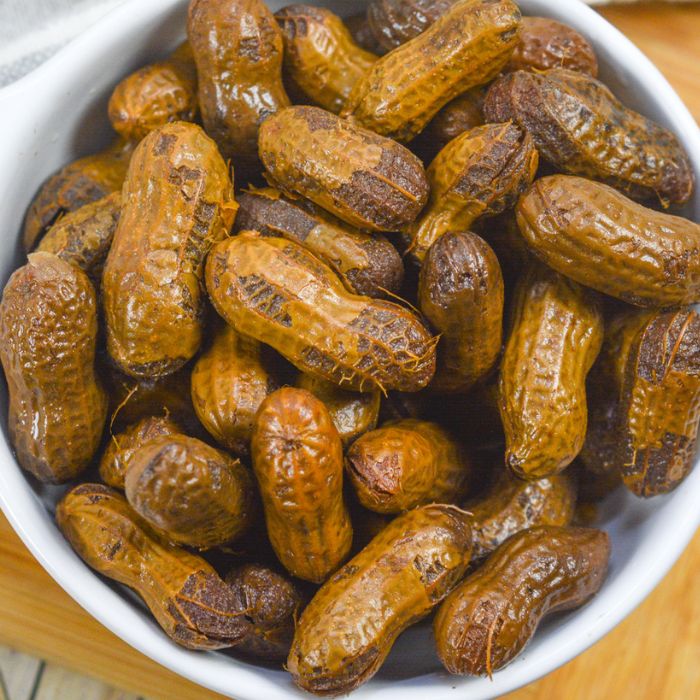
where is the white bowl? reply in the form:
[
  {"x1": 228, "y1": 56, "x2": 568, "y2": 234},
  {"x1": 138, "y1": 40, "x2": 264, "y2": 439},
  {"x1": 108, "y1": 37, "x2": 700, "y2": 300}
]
[{"x1": 0, "y1": 1, "x2": 699, "y2": 698}]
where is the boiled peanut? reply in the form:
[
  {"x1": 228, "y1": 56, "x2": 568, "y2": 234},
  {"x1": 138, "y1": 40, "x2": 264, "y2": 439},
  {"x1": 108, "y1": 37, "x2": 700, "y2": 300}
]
[
  {"x1": 0, "y1": 253, "x2": 106, "y2": 483},
  {"x1": 23, "y1": 139, "x2": 132, "y2": 252},
  {"x1": 57, "y1": 484, "x2": 252, "y2": 650},
  {"x1": 499, "y1": 263, "x2": 603, "y2": 479},
  {"x1": 224, "y1": 563, "x2": 302, "y2": 660},
  {"x1": 423, "y1": 87, "x2": 486, "y2": 154},
  {"x1": 580, "y1": 307, "x2": 653, "y2": 475},
  {"x1": 258, "y1": 105, "x2": 429, "y2": 231},
  {"x1": 342, "y1": 0, "x2": 521, "y2": 142},
  {"x1": 191, "y1": 322, "x2": 279, "y2": 455},
  {"x1": 124, "y1": 433, "x2": 256, "y2": 549},
  {"x1": 407, "y1": 122, "x2": 538, "y2": 262},
  {"x1": 36, "y1": 192, "x2": 120, "y2": 286},
  {"x1": 99, "y1": 415, "x2": 180, "y2": 490},
  {"x1": 485, "y1": 69, "x2": 694, "y2": 204},
  {"x1": 618, "y1": 309, "x2": 700, "y2": 497},
  {"x1": 276, "y1": 5, "x2": 377, "y2": 114},
  {"x1": 103, "y1": 121, "x2": 236, "y2": 378},
  {"x1": 235, "y1": 186, "x2": 404, "y2": 298},
  {"x1": 507, "y1": 17, "x2": 598, "y2": 76},
  {"x1": 287, "y1": 504, "x2": 472, "y2": 695},
  {"x1": 345, "y1": 13, "x2": 382, "y2": 54},
  {"x1": 366, "y1": 0, "x2": 456, "y2": 53},
  {"x1": 108, "y1": 42, "x2": 198, "y2": 142},
  {"x1": 345, "y1": 418, "x2": 471, "y2": 513},
  {"x1": 517, "y1": 175, "x2": 700, "y2": 307},
  {"x1": 467, "y1": 470, "x2": 576, "y2": 560},
  {"x1": 296, "y1": 372, "x2": 380, "y2": 446},
  {"x1": 251, "y1": 387, "x2": 352, "y2": 583},
  {"x1": 434, "y1": 525, "x2": 610, "y2": 675},
  {"x1": 188, "y1": 0, "x2": 290, "y2": 164},
  {"x1": 419, "y1": 231, "x2": 504, "y2": 392},
  {"x1": 205, "y1": 232, "x2": 437, "y2": 393}
]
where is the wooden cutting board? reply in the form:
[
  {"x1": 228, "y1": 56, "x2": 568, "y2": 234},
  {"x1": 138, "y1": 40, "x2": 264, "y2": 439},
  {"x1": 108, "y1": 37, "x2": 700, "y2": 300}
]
[{"x1": 1, "y1": 4, "x2": 700, "y2": 700}]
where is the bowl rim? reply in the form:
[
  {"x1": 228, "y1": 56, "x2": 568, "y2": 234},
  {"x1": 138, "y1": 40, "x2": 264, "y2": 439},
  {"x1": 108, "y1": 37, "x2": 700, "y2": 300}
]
[{"x1": 0, "y1": 0, "x2": 699, "y2": 698}]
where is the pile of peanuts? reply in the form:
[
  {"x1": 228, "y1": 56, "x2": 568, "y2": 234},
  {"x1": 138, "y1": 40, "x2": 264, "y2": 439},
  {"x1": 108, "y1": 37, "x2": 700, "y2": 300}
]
[{"x1": 1, "y1": 0, "x2": 698, "y2": 695}]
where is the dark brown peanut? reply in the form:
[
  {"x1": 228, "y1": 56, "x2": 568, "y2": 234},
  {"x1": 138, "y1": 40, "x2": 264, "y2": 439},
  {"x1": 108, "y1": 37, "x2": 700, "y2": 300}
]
[
  {"x1": 124, "y1": 433, "x2": 256, "y2": 549},
  {"x1": 342, "y1": 0, "x2": 522, "y2": 142},
  {"x1": 618, "y1": 309, "x2": 700, "y2": 497},
  {"x1": 188, "y1": 0, "x2": 290, "y2": 164},
  {"x1": 252, "y1": 388, "x2": 353, "y2": 583},
  {"x1": 99, "y1": 415, "x2": 180, "y2": 490},
  {"x1": 36, "y1": 192, "x2": 120, "y2": 286},
  {"x1": 205, "y1": 232, "x2": 437, "y2": 393},
  {"x1": 0, "y1": 253, "x2": 106, "y2": 483},
  {"x1": 258, "y1": 105, "x2": 429, "y2": 232},
  {"x1": 434, "y1": 525, "x2": 610, "y2": 675},
  {"x1": 57, "y1": 484, "x2": 252, "y2": 650},
  {"x1": 423, "y1": 87, "x2": 486, "y2": 154},
  {"x1": 287, "y1": 504, "x2": 473, "y2": 695},
  {"x1": 485, "y1": 68, "x2": 694, "y2": 204},
  {"x1": 224, "y1": 563, "x2": 302, "y2": 660},
  {"x1": 345, "y1": 13, "x2": 383, "y2": 54},
  {"x1": 517, "y1": 175, "x2": 700, "y2": 308},
  {"x1": 296, "y1": 373, "x2": 380, "y2": 446},
  {"x1": 366, "y1": 0, "x2": 456, "y2": 53},
  {"x1": 346, "y1": 418, "x2": 471, "y2": 513},
  {"x1": 102, "y1": 122, "x2": 236, "y2": 379},
  {"x1": 235, "y1": 187, "x2": 404, "y2": 298},
  {"x1": 507, "y1": 17, "x2": 598, "y2": 76},
  {"x1": 467, "y1": 470, "x2": 577, "y2": 560},
  {"x1": 191, "y1": 322, "x2": 279, "y2": 456},
  {"x1": 419, "y1": 231, "x2": 504, "y2": 392}
]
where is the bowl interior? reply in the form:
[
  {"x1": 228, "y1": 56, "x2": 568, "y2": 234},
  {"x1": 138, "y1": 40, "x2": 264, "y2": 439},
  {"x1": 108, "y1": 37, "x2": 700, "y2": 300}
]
[{"x1": 0, "y1": 1, "x2": 699, "y2": 699}]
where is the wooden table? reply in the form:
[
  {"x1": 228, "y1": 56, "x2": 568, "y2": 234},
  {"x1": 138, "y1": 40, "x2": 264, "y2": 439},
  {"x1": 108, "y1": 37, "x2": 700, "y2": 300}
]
[{"x1": 2, "y1": 3, "x2": 700, "y2": 699}]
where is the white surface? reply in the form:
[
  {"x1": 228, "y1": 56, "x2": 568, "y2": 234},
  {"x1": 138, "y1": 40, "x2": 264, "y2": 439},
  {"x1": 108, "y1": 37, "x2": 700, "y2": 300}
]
[{"x1": 0, "y1": 1, "x2": 699, "y2": 699}]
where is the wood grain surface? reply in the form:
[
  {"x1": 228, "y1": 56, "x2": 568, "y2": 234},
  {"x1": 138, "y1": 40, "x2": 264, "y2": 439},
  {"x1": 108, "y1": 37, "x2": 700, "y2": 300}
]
[{"x1": 1, "y1": 3, "x2": 699, "y2": 700}]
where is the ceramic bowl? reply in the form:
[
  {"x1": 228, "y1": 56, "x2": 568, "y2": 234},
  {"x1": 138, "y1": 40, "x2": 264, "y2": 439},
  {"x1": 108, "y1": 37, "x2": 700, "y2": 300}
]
[{"x1": 0, "y1": 1, "x2": 698, "y2": 698}]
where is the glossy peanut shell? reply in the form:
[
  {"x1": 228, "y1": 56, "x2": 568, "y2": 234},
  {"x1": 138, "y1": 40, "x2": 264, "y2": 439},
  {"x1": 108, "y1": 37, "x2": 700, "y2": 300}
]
[
  {"x1": 485, "y1": 68, "x2": 693, "y2": 204},
  {"x1": 0, "y1": 253, "x2": 107, "y2": 483},
  {"x1": 517, "y1": 175, "x2": 700, "y2": 307},
  {"x1": 276, "y1": 5, "x2": 377, "y2": 114},
  {"x1": 419, "y1": 231, "x2": 504, "y2": 392},
  {"x1": 423, "y1": 87, "x2": 486, "y2": 154},
  {"x1": 108, "y1": 42, "x2": 198, "y2": 142},
  {"x1": 188, "y1": 0, "x2": 290, "y2": 164},
  {"x1": 287, "y1": 504, "x2": 473, "y2": 695},
  {"x1": 342, "y1": 0, "x2": 521, "y2": 142},
  {"x1": 224, "y1": 563, "x2": 302, "y2": 660},
  {"x1": 99, "y1": 415, "x2": 180, "y2": 490},
  {"x1": 618, "y1": 309, "x2": 700, "y2": 497},
  {"x1": 296, "y1": 373, "x2": 380, "y2": 446},
  {"x1": 191, "y1": 322, "x2": 279, "y2": 456},
  {"x1": 467, "y1": 470, "x2": 577, "y2": 561},
  {"x1": 252, "y1": 388, "x2": 352, "y2": 583},
  {"x1": 434, "y1": 525, "x2": 610, "y2": 675},
  {"x1": 205, "y1": 232, "x2": 437, "y2": 393},
  {"x1": 124, "y1": 433, "x2": 255, "y2": 549},
  {"x1": 498, "y1": 263, "x2": 603, "y2": 479},
  {"x1": 36, "y1": 192, "x2": 120, "y2": 286},
  {"x1": 408, "y1": 122, "x2": 538, "y2": 262},
  {"x1": 258, "y1": 105, "x2": 428, "y2": 232},
  {"x1": 102, "y1": 121, "x2": 236, "y2": 378},
  {"x1": 346, "y1": 418, "x2": 471, "y2": 513},
  {"x1": 235, "y1": 187, "x2": 403, "y2": 298},
  {"x1": 23, "y1": 139, "x2": 132, "y2": 252},
  {"x1": 506, "y1": 17, "x2": 598, "y2": 75},
  {"x1": 57, "y1": 484, "x2": 252, "y2": 650}
]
